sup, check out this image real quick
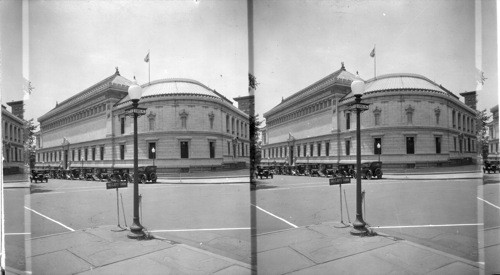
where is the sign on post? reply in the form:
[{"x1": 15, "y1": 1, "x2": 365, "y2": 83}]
[
  {"x1": 106, "y1": 181, "x2": 128, "y2": 189},
  {"x1": 124, "y1": 107, "x2": 147, "y2": 116},
  {"x1": 329, "y1": 177, "x2": 351, "y2": 185}
]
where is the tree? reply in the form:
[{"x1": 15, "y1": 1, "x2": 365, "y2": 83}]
[
  {"x1": 476, "y1": 109, "x2": 491, "y2": 161},
  {"x1": 24, "y1": 118, "x2": 38, "y2": 170}
]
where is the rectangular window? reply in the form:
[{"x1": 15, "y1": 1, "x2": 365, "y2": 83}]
[
  {"x1": 227, "y1": 141, "x2": 231, "y2": 155},
  {"x1": 120, "y1": 145, "x2": 125, "y2": 160},
  {"x1": 406, "y1": 137, "x2": 415, "y2": 154},
  {"x1": 346, "y1": 140, "x2": 350, "y2": 156},
  {"x1": 317, "y1": 142, "x2": 321, "y2": 156},
  {"x1": 78, "y1": 149, "x2": 81, "y2": 161},
  {"x1": 85, "y1": 148, "x2": 88, "y2": 160},
  {"x1": 454, "y1": 137, "x2": 457, "y2": 151},
  {"x1": 100, "y1": 146, "x2": 105, "y2": 160},
  {"x1": 468, "y1": 138, "x2": 471, "y2": 152},
  {"x1": 72, "y1": 150, "x2": 75, "y2": 161},
  {"x1": 180, "y1": 141, "x2": 189, "y2": 158},
  {"x1": 226, "y1": 115, "x2": 230, "y2": 133},
  {"x1": 435, "y1": 137, "x2": 441, "y2": 154},
  {"x1": 297, "y1": 145, "x2": 301, "y2": 157},
  {"x1": 303, "y1": 144, "x2": 307, "y2": 157},
  {"x1": 310, "y1": 144, "x2": 314, "y2": 157},
  {"x1": 92, "y1": 147, "x2": 96, "y2": 160},
  {"x1": 149, "y1": 142, "x2": 156, "y2": 159},
  {"x1": 121, "y1": 117, "x2": 125, "y2": 134},
  {"x1": 209, "y1": 141, "x2": 215, "y2": 158},
  {"x1": 346, "y1": 112, "x2": 351, "y2": 130},
  {"x1": 374, "y1": 138, "x2": 382, "y2": 155},
  {"x1": 326, "y1": 142, "x2": 330, "y2": 156}
]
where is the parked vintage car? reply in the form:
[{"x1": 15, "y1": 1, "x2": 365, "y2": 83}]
[
  {"x1": 335, "y1": 160, "x2": 383, "y2": 179},
  {"x1": 256, "y1": 166, "x2": 274, "y2": 179},
  {"x1": 131, "y1": 166, "x2": 158, "y2": 184},
  {"x1": 361, "y1": 161, "x2": 383, "y2": 179},
  {"x1": 30, "y1": 170, "x2": 49, "y2": 183},
  {"x1": 335, "y1": 162, "x2": 357, "y2": 178},
  {"x1": 108, "y1": 168, "x2": 131, "y2": 183},
  {"x1": 483, "y1": 161, "x2": 499, "y2": 173}
]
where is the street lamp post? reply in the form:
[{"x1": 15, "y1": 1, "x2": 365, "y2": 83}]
[
  {"x1": 377, "y1": 142, "x2": 381, "y2": 163},
  {"x1": 349, "y1": 74, "x2": 370, "y2": 235},
  {"x1": 127, "y1": 78, "x2": 147, "y2": 239}
]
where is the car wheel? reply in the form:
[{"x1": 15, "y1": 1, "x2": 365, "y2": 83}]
[
  {"x1": 141, "y1": 176, "x2": 146, "y2": 184},
  {"x1": 151, "y1": 173, "x2": 157, "y2": 183}
]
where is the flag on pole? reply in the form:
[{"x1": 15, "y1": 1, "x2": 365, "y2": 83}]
[
  {"x1": 370, "y1": 47, "x2": 375, "y2": 58},
  {"x1": 144, "y1": 52, "x2": 150, "y2": 63}
]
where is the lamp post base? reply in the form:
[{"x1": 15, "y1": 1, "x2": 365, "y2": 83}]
[
  {"x1": 350, "y1": 218, "x2": 368, "y2": 236},
  {"x1": 127, "y1": 222, "x2": 145, "y2": 239}
]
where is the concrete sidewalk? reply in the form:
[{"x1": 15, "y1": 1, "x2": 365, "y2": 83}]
[
  {"x1": 26, "y1": 225, "x2": 253, "y2": 275},
  {"x1": 256, "y1": 222, "x2": 480, "y2": 274},
  {"x1": 383, "y1": 171, "x2": 483, "y2": 180}
]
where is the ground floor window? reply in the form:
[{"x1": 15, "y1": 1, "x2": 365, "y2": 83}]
[
  {"x1": 310, "y1": 144, "x2": 314, "y2": 156},
  {"x1": 100, "y1": 146, "x2": 105, "y2": 160},
  {"x1": 85, "y1": 148, "x2": 88, "y2": 161},
  {"x1": 345, "y1": 140, "x2": 350, "y2": 156},
  {"x1": 92, "y1": 147, "x2": 96, "y2": 160},
  {"x1": 209, "y1": 141, "x2": 215, "y2": 158},
  {"x1": 374, "y1": 138, "x2": 382, "y2": 155},
  {"x1": 72, "y1": 149, "x2": 75, "y2": 161},
  {"x1": 435, "y1": 137, "x2": 441, "y2": 154},
  {"x1": 317, "y1": 142, "x2": 321, "y2": 156},
  {"x1": 297, "y1": 145, "x2": 301, "y2": 157},
  {"x1": 180, "y1": 141, "x2": 189, "y2": 159},
  {"x1": 148, "y1": 142, "x2": 156, "y2": 159},
  {"x1": 325, "y1": 142, "x2": 330, "y2": 156},
  {"x1": 227, "y1": 141, "x2": 231, "y2": 156},
  {"x1": 120, "y1": 145, "x2": 125, "y2": 160},
  {"x1": 406, "y1": 137, "x2": 415, "y2": 154}
]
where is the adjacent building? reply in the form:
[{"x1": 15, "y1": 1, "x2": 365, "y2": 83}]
[
  {"x1": 34, "y1": 69, "x2": 250, "y2": 172},
  {"x1": 488, "y1": 105, "x2": 499, "y2": 161},
  {"x1": 2, "y1": 101, "x2": 26, "y2": 174},
  {"x1": 261, "y1": 64, "x2": 478, "y2": 169}
]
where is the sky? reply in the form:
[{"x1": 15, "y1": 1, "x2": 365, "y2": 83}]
[
  {"x1": 253, "y1": 0, "x2": 499, "y2": 121},
  {"x1": 0, "y1": 0, "x2": 248, "y2": 123},
  {"x1": 0, "y1": 0, "x2": 498, "y2": 126}
]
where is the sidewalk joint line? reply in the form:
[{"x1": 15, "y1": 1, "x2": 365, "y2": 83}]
[
  {"x1": 150, "y1": 227, "x2": 251, "y2": 232},
  {"x1": 369, "y1": 223, "x2": 482, "y2": 229}
]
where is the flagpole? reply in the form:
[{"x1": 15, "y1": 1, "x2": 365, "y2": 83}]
[{"x1": 374, "y1": 44, "x2": 376, "y2": 79}]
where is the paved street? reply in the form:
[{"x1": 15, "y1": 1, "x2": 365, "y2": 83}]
[
  {"x1": 253, "y1": 172, "x2": 486, "y2": 270},
  {"x1": 6, "y1": 177, "x2": 250, "y2": 274}
]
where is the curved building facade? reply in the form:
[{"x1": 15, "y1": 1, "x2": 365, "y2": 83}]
[
  {"x1": 261, "y1": 65, "x2": 478, "y2": 169},
  {"x1": 35, "y1": 70, "x2": 250, "y2": 172}
]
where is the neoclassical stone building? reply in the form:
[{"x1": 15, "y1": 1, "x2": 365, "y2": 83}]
[
  {"x1": 2, "y1": 101, "x2": 26, "y2": 174},
  {"x1": 261, "y1": 64, "x2": 478, "y2": 169},
  {"x1": 35, "y1": 69, "x2": 250, "y2": 172},
  {"x1": 488, "y1": 105, "x2": 499, "y2": 161}
]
